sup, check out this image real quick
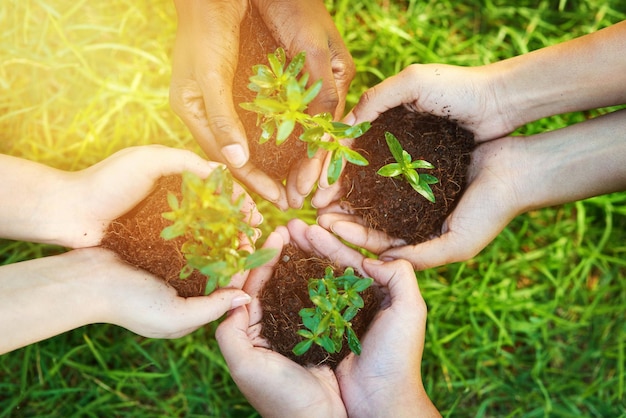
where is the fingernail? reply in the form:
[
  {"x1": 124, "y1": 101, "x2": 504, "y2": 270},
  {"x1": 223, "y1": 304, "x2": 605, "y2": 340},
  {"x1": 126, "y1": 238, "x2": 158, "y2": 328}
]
[
  {"x1": 222, "y1": 144, "x2": 248, "y2": 168},
  {"x1": 364, "y1": 258, "x2": 384, "y2": 265},
  {"x1": 231, "y1": 293, "x2": 251, "y2": 309}
]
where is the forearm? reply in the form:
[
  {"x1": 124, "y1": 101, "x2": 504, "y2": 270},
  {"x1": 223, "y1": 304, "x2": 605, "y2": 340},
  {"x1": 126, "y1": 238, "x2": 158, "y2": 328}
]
[
  {"x1": 0, "y1": 250, "x2": 106, "y2": 354},
  {"x1": 0, "y1": 155, "x2": 76, "y2": 245},
  {"x1": 491, "y1": 20, "x2": 626, "y2": 127},
  {"x1": 516, "y1": 108, "x2": 626, "y2": 212}
]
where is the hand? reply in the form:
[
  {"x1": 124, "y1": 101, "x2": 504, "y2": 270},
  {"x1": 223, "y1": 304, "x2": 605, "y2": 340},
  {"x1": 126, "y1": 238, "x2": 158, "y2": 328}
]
[
  {"x1": 316, "y1": 136, "x2": 524, "y2": 269},
  {"x1": 170, "y1": 1, "x2": 355, "y2": 209},
  {"x1": 336, "y1": 257, "x2": 440, "y2": 417},
  {"x1": 216, "y1": 225, "x2": 347, "y2": 418},
  {"x1": 63, "y1": 145, "x2": 261, "y2": 249},
  {"x1": 311, "y1": 62, "x2": 518, "y2": 207},
  {"x1": 92, "y1": 247, "x2": 251, "y2": 338},
  {"x1": 254, "y1": 0, "x2": 356, "y2": 209},
  {"x1": 217, "y1": 219, "x2": 439, "y2": 416},
  {"x1": 0, "y1": 247, "x2": 251, "y2": 354}
]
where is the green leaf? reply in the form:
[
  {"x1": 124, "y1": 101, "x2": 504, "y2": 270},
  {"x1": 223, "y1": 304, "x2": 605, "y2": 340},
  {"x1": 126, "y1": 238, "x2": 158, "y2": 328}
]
[
  {"x1": 293, "y1": 339, "x2": 314, "y2": 356},
  {"x1": 346, "y1": 327, "x2": 362, "y2": 355},
  {"x1": 297, "y1": 329, "x2": 315, "y2": 339},
  {"x1": 311, "y1": 295, "x2": 334, "y2": 312},
  {"x1": 244, "y1": 248, "x2": 278, "y2": 270},
  {"x1": 341, "y1": 147, "x2": 369, "y2": 166},
  {"x1": 411, "y1": 182, "x2": 436, "y2": 203},
  {"x1": 343, "y1": 305, "x2": 359, "y2": 322},
  {"x1": 326, "y1": 151, "x2": 343, "y2": 185},
  {"x1": 377, "y1": 163, "x2": 402, "y2": 178},
  {"x1": 302, "y1": 79, "x2": 322, "y2": 105},
  {"x1": 276, "y1": 119, "x2": 295, "y2": 144},
  {"x1": 353, "y1": 277, "x2": 374, "y2": 293},
  {"x1": 302, "y1": 312, "x2": 320, "y2": 332},
  {"x1": 166, "y1": 192, "x2": 179, "y2": 211},
  {"x1": 410, "y1": 159, "x2": 435, "y2": 170},
  {"x1": 268, "y1": 48, "x2": 285, "y2": 77},
  {"x1": 300, "y1": 126, "x2": 324, "y2": 143},
  {"x1": 318, "y1": 335, "x2": 337, "y2": 354},
  {"x1": 285, "y1": 51, "x2": 305, "y2": 77},
  {"x1": 421, "y1": 173, "x2": 439, "y2": 184},
  {"x1": 346, "y1": 121, "x2": 372, "y2": 138},
  {"x1": 259, "y1": 121, "x2": 275, "y2": 144},
  {"x1": 404, "y1": 169, "x2": 421, "y2": 186},
  {"x1": 384, "y1": 132, "x2": 405, "y2": 163}
]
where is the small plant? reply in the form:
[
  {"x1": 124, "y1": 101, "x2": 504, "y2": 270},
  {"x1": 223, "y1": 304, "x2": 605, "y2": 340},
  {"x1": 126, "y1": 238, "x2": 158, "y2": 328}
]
[
  {"x1": 377, "y1": 131, "x2": 439, "y2": 203},
  {"x1": 293, "y1": 266, "x2": 374, "y2": 356},
  {"x1": 240, "y1": 47, "x2": 371, "y2": 184},
  {"x1": 161, "y1": 168, "x2": 276, "y2": 295}
]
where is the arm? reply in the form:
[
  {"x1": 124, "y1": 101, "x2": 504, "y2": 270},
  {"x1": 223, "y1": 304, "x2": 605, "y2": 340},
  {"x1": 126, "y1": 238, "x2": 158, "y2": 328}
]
[
  {"x1": 332, "y1": 20, "x2": 626, "y2": 146},
  {"x1": 0, "y1": 145, "x2": 260, "y2": 249},
  {"x1": 0, "y1": 247, "x2": 251, "y2": 355},
  {"x1": 492, "y1": 20, "x2": 626, "y2": 129}
]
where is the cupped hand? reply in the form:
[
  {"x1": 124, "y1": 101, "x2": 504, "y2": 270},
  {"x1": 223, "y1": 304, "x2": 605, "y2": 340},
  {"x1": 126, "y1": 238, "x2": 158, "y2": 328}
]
[
  {"x1": 169, "y1": 0, "x2": 288, "y2": 208},
  {"x1": 216, "y1": 227, "x2": 348, "y2": 418},
  {"x1": 79, "y1": 247, "x2": 252, "y2": 339},
  {"x1": 64, "y1": 145, "x2": 261, "y2": 249},
  {"x1": 335, "y1": 257, "x2": 440, "y2": 417},
  {"x1": 317, "y1": 136, "x2": 526, "y2": 270},
  {"x1": 255, "y1": 0, "x2": 356, "y2": 209}
]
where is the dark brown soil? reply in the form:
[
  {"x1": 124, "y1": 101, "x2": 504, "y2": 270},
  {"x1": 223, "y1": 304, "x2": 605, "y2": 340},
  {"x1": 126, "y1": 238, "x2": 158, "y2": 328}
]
[
  {"x1": 233, "y1": 5, "x2": 308, "y2": 182},
  {"x1": 343, "y1": 106, "x2": 475, "y2": 245},
  {"x1": 259, "y1": 244, "x2": 383, "y2": 368},
  {"x1": 100, "y1": 175, "x2": 208, "y2": 298}
]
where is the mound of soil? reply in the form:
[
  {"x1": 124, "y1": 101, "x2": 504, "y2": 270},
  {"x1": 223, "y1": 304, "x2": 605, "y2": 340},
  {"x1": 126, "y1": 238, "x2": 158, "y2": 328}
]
[
  {"x1": 343, "y1": 106, "x2": 475, "y2": 245},
  {"x1": 233, "y1": 6, "x2": 307, "y2": 182},
  {"x1": 101, "y1": 175, "x2": 207, "y2": 298},
  {"x1": 259, "y1": 244, "x2": 383, "y2": 368}
]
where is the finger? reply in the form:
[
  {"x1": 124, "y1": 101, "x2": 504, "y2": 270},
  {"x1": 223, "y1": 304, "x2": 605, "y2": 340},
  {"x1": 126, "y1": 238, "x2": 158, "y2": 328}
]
[
  {"x1": 322, "y1": 32, "x2": 355, "y2": 119},
  {"x1": 316, "y1": 211, "x2": 366, "y2": 227},
  {"x1": 310, "y1": 180, "x2": 345, "y2": 209},
  {"x1": 347, "y1": 67, "x2": 421, "y2": 125},
  {"x1": 169, "y1": 288, "x2": 251, "y2": 335},
  {"x1": 216, "y1": 305, "x2": 254, "y2": 361},
  {"x1": 191, "y1": 2, "x2": 250, "y2": 168},
  {"x1": 93, "y1": 145, "x2": 222, "y2": 187},
  {"x1": 285, "y1": 161, "x2": 306, "y2": 210},
  {"x1": 317, "y1": 217, "x2": 405, "y2": 255},
  {"x1": 380, "y1": 229, "x2": 486, "y2": 270},
  {"x1": 229, "y1": 163, "x2": 288, "y2": 210},
  {"x1": 244, "y1": 229, "x2": 287, "y2": 325},
  {"x1": 295, "y1": 148, "x2": 325, "y2": 198},
  {"x1": 361, "y1": 258, "x2": 421, "y2": 306},
  {"x1": 304, "y1": 224, "x2": 366, "y2": 275}
]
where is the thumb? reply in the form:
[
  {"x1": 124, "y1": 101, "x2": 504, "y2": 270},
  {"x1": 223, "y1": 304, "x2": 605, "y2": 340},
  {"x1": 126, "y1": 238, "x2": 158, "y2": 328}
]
[
  {"x1": 186, "y1": 288, "x2": 251, "y2": 324},
  {"x1": 215, "y1": 305, "x2": 253, "y2": 361},
  {"x1": 362, "y1": 258, "x2": 420, "y2": 304}
]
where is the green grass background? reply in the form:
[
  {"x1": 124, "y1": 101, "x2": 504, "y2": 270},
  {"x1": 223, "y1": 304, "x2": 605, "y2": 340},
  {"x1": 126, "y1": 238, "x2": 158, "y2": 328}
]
[{"x1": 1, "y1": 0, "x2": 625, "y2": 416}]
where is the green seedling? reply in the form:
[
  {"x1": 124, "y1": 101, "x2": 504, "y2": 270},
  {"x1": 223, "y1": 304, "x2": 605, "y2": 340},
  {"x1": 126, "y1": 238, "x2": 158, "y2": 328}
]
[
  {"x1": 161, "y1": 168, "x2": 276, "y2": 295},
  {"x1": 293, "y1": 266, "x2": 374, "y2": 356},
  {"x1": 377, "y1": 132, "x2": 439, "y2": 203},
  {"x1": 240, "y1": 47, "x2": 370, "y2": 184}
]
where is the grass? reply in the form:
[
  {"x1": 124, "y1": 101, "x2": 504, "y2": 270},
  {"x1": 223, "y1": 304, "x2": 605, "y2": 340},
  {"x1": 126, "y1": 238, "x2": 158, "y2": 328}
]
[{"x1": 1, "y1": 0, "x2": 625, "y2": 416}]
